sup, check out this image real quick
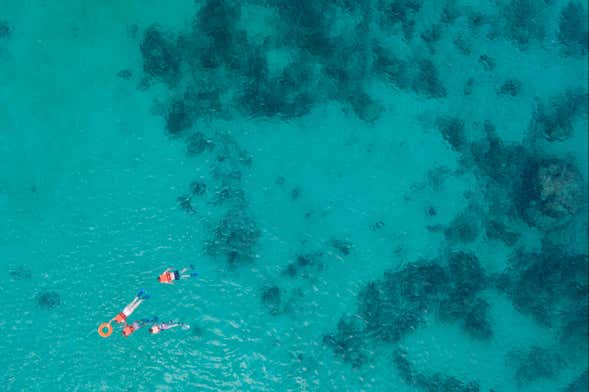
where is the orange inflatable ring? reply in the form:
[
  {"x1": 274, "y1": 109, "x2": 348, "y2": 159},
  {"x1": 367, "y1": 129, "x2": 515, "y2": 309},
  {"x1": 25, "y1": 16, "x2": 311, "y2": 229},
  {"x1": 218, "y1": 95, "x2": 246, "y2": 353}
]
[{"x1": 98, "y1": 322, "x2": 113, "y2": 338}]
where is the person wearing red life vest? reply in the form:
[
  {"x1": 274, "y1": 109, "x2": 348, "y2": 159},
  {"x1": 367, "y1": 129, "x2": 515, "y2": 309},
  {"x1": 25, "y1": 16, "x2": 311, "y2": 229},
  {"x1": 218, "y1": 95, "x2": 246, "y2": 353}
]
[
  {"x1": 149, "y1": 321, "x2": 190, "y2": 334},
  {"x1": 112, "y1": 289, "x2": 150, "y2": 324},
  {"x1": 122, "y1": 316, "x2": 158, "y2": 338},
  {"x1": 158, "y1": 266, "x2": 198, "y2": 284}
]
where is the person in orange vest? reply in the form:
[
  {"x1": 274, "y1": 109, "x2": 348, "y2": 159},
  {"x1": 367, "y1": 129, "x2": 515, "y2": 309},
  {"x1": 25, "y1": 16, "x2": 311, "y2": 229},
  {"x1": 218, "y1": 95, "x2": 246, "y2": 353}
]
[
  {"x1": 112, "y1": 289, "x2": 150, "y2": 324},
  {"x1": 157, "y1": 265, "x2": 198, "y2": 284},
  {"x1": 122, "y1": 316, "x2": 158, "y2": 338},
  {"x1": 149, "y1": 321, "x2": 190, "y2": 334}
]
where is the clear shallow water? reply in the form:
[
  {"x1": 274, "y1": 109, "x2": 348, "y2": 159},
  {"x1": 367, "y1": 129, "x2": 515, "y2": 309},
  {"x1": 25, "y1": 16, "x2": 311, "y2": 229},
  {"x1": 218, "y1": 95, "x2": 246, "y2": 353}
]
[{"x1": 0, "y1": 1, "x2": 587, "y2": 391}]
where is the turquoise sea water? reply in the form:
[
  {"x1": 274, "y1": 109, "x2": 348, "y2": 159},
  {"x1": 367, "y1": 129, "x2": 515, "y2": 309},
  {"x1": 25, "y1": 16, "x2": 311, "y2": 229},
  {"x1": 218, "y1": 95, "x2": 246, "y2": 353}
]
[{"x1": 1, "y1": 1, "x2": 588, "y2": 391}]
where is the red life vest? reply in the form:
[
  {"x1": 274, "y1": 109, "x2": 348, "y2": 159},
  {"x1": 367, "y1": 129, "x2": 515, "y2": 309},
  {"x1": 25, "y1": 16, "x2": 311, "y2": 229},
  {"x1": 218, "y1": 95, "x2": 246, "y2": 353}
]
[
  {"x1": 122, "y1": 325, "x2": 136, "y2": 337},
  {"x1": 114, "y1": 312, "x2": 127, "y2": 323},
  {"x1": 158, "y1": 271, "x2": 174, "y2": 283}
]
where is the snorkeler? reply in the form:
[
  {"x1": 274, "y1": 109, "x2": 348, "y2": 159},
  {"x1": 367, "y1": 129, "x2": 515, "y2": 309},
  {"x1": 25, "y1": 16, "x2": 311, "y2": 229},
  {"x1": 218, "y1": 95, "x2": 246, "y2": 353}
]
[
  {"x1": 149, "y1": 321, "x2": 190, "y2": 334},
  {"x1": 122, "y1": 316, "x2": 158, "y2": 338},
  {"x1": 112, "y1": 289, "x2": 150, "y2": 324},
  {"x1": 158, "y1": 266, "x2": 198, "y2": 284}
]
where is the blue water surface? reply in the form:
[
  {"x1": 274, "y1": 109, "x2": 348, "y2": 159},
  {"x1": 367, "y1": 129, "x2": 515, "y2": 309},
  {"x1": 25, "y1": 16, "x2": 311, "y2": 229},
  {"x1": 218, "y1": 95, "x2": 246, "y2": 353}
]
[{"x1": 0, "y1": 1, "x2": 587, "y2": 391}]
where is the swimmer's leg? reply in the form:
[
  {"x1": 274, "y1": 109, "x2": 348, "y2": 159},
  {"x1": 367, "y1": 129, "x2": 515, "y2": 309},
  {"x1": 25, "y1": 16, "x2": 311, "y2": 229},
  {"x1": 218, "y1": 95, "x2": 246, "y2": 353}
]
[
  {"x1": 126, "y1": 302, "x2": 140, "y2": 315},
  {"x1": 188, "y1": 265, "x2": 198, "y2": 277},
  {"x1": 127, "y1": 295, "x2": 148, "y2": 314},
  {"x1": 137, "y1": 289, "x2": 150, "y2": 300},
  {"x1": 122, "y1": 297, "x2": 140, "y2": 315},
  {"x1": 181, "y1": 271, "x2": 199, "y2": 279},
  {"x1": 139, "y1": 316, "x2": 158, "y2": 326},
  {"x1": 127, "y1": 298, "x2": 140, "y2": 308}
]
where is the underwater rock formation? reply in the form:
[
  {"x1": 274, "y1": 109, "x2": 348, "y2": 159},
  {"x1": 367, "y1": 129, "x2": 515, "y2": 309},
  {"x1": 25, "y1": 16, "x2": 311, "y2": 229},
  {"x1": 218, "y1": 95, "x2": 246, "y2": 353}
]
[
  {"x1": 470, "y1": 137, "x2": 527, "y2": 187},
  {"x1": 212, "y1": 184, "x2": 246, "y2": 206},
  {"x1": 560, "y1": 297, "x2": 589, "y2": 344},
  {"x1": 501, "y1": 0, "x2": 547, "y2": 48},
  {"x1": 37, "y1": 291, "x2": 60, "y2": 309},
  {"x1": 439, "y1": 252, "x2": 492, "y2": 340},
  {"x1": 191, "y1": 325, "x2": 204, "y2": 338},
  {"x1": 327, "y1": 251, "x2": 494, "y2": 365},
  {"x1": 373, "y1": 46, "x2": 410, "y2": 88},
  {"x1": 485, "y1": 219, "x2": 520, "y2": 246},
  {"x1": 394, "y1": 348, "x2": 481, "y2": 391},
  {"x1": 413, "y1": 59, "x2": 447, "y2": 98},
  {"x1": 428, "y1": 205, "x2": 483, "y2": 246},
  {"x1": 140, "y1": 25, "x2": 180, "y2": 86},
  {"x1": 238, "y1": 72, "x2": 316, "y2": 119},
  {"x1": 186, "y1": 132, "x2": 214, "y2": 156},
  {"x1": 393, "y1": 348, "x2": 418, "y2": 384},
  {"x1": 205, "y1": 208, "x2": 261, "y2": 266},
  {"x1": 463, "y1": 77, "x2": 475, "y2": 96},
  {"x1": 358, "y1": 262, "x2": 449, "y2": 343},
  {"x1": 181, "y1": 88, "x2": 223, "y2": 120},
  {"x1": 370, "y1": 220, "x2": 386, "y2": 231},
  {"x1": 261, "y1": 286, "x2": 282, "y2": 315},
  {"x1": 0, "y1": 20, "x2": 11, "y2": 39},
  {"x1": 530, "y1": 89, "x2": 588, "y2": 142},
  {"x1": 436, "y1": 116, "x2": 466, "y2": 153},
  {"x1": 421, "y1": 24, "x2": 443, "y2": 53},
  {"x1": 117, "y1": 69, "x2": 133, "y2": 80},
  {"x1": 347, "y1": 90, "x2": 384, "y2": 123},
  {"x1": 330, "y1": 239, "x2": 353, "y2": 257},
  {"x1": 177, "y1": 194, "x2": 195, "y2": 214},
  {"x1": 468, "y1": 123, "x2": 586, "y2": 234},
  {"x1": 478, "y1": 54, "x2": 496, "y2": 71},
  {"x1": 447, "y1": 251, "x2": 487, "y2": 297},
  {"x1": 443, "y1": 211, "x2": 481, "y2": 244},
  {"x1": 558, "y1": 1, "x2": 589, "y2": 56},
  {"x1": 195, "y1": 0, "x2": 241, "y2": 52},
  {"x1": 323, "y1": 314, "x2": 367, "y2": 368},
  {"x1": 507, "y1": 346, "x2": 565, "y2": 386},
  {"x1": 498, "y1": 79, "x2": 522, "y2": 96},
  {"x1": 497, "y1": 245, "x2": 588, "y2": 329},
  {"x1": 384, "y1": 0, "x2": 422, "y2": 40},
  {"x1": 214, "y1": 132, "x2": 252, "y2": 167},
  {"x1": 373, "y1": 47, "x2": 446, "y2": 99},
  {"x1": 284, "y1": 252, "x2": 324, "y2": 277},
  {"x1": 190, "y1": 181, "x2": 207, "y2": 196},
  {"x1": 290, "y1": 187, "x2": 301, "y2": 200},
  {"x1": 565, "y1": 369, "x2": 589, "y2": 392},
  {"x1": 9, "y1": 266, "x2": 32, "y2": 280},
  {"x1": 166, "y1": 98, "x2": 193, "y2": 135},
  {"x1": 453, "y1": 34, "x2": 473, "y2": 55},
  {"x1": 469, "y1": 127, "x2": 526, "y2": 188},
  {"x1": 517, "y1": 157, "x2": 585, "y2": 230}
]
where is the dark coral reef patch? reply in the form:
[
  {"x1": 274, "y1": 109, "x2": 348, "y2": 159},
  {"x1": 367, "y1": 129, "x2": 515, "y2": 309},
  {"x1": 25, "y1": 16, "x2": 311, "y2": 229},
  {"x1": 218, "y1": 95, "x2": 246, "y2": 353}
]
[
  {"x1": 205, "y1": 209, "x2": 261, "y2": 266},
  {"x1": 37, "y1": 291, "x2": 61, "y2": 309},
  {"x1": 326, "y1": 251, "x2": 495, "y2": 366}
]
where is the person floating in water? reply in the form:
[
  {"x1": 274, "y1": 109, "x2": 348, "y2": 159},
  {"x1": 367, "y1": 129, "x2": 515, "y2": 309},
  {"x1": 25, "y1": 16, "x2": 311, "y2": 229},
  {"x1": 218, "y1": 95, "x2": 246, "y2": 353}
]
[
  {"x1": 112, "y1": 289, "x2": 150, "y2": 324},
  {"x1": 149, "y1": 321, "x2": 190, "y2": 334},
  {"x1": 122, "y1": 316, "x2": 159, "y2": 338},
  {"x1": 158, "y1": 266, "x2": 198, "y2": 284}
]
